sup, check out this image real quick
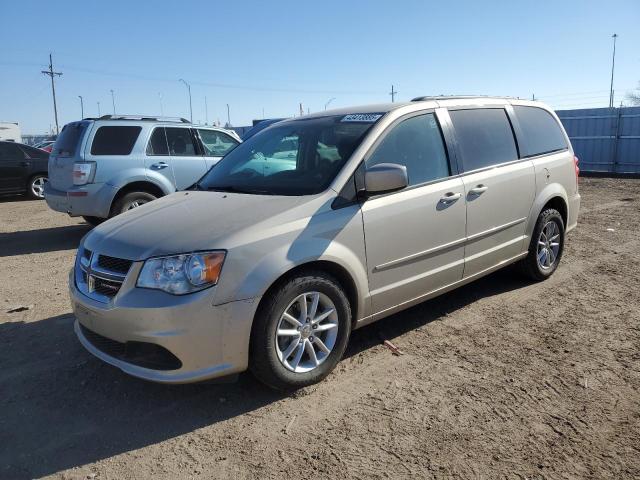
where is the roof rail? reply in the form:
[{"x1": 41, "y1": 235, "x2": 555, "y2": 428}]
[
  {"x1": 97, "y1": 115, "x2": 190, "y2": 123},
  {"x1": 411, "y1": 95, "x2": 521, "y2": 102}
]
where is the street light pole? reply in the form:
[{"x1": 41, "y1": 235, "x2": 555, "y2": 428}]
[
  {"x1": 205, "y1": 96, "x2": 209, "y2": 125},
  {"x1": 179, "y1": 79, "x2": 193, "y2": 123},
  {"x1": 110, "y1": 89, "x2": 116, "y2": 114},
  {"x1": 226, "y1": 104, "x2": 231, "y2": 127},
  {"x1": 97, "y1": 101, "x2": 101, "y2": 117},
  {"x1": 324, "y1": 97, "x2": 336, "y2": 110},
  {"x1": 158, "y1": 92, "x2": 163, "y2": 115},
  {"x1": 78, "y1": 95, "x2": 84, "y2": 119},
  {"x1": 609, "y1": 33, "x2": 618, "y2": 108}
]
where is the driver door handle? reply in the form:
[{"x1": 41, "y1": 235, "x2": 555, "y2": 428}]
[
  {"x1": 151, "y1": 162, "x2": 169, "y2": 169},
  {"x1": 468, "y1": 184, "x2": 488, "y2": 195},
  {"x1": 439, "y1": 192, "x2": 462, "y2": 203}
]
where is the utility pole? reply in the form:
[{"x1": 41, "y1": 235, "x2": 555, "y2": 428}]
[
  {"x1": 389, "y1": 85, "x2": 397, "y2": 103},
  {"x1": 78, "y1": 95, "x2": 84, "y2": 119},
  {"x1": 179, "y1": 79, "x2": 193, "y2": 122},
  {"x1": 41, "y1": 53, "x2": 62, "y2": 135},
  {"x1": 158, "y1": 93, "x2": 164, "y2": 115},
  {"x1": 110, "y1": 89, "x2": 116, "y2": 114},
  {"x1": 205, "y1": 96, "x2": 209, "y2": 125},
  {"x1": 97, "y1": 101, "x2": 101, "y2": 116},
  {"x1": 299, "y1": 103, "x2": 304, "y2": 116},
  {"x1": 531, "y1": 93, "x2": 536, "y2": 101},
  {"x1": 609, "y1": 33, "x2": 618, "y2": 108},
  {"x1": 226, "y1": 104, "x2": 231, "y2": 127}
]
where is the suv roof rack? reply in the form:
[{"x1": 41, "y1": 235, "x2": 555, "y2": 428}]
[
  {"x1": 411, "y1": 95, "x2": 521, "y2": 102},
  {"x1": 97, "y1": 115, "x2": 191, "y2": 123}
]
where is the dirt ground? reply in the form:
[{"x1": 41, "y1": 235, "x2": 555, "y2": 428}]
[{"x1": 1, "y1": 177, "x2": 639, "y2": 480}]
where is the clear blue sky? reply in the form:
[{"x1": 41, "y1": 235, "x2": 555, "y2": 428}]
[{"x1": 1, "y1": 0, "x2": 639, "y2": 134}]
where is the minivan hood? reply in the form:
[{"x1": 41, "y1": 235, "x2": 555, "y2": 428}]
[{"x1": 83, "y1": 191, "x2": 311, "y2": 260}]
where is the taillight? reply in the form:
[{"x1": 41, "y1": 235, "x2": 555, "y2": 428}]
[
  {"x1": 573, "y1": 155, "x2": 580, "y2": 182},
  {"x1": 73, "y1": 162, "x2": 96, "y2": 186}
]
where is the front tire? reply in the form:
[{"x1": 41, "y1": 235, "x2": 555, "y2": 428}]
[
  {"x1": 27, "y1": 174, "x2": 48, "y2": 200},
  {"x1": 110, "y1": 191, "x2": 157, "y2": 217},
  {"x1": 250, "y1": 271, "x2": 352, "y2": 391},
  {"x1": 519, "y1": 208, "x2": 565, "y2": 281},
  {"x1": 82, "y1": 216, "x2": 105, "y2": 227}
]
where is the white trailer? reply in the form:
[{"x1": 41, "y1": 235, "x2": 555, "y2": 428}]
[{"x1": 0, "y1": 122, "x2": 22, "y2": 142}]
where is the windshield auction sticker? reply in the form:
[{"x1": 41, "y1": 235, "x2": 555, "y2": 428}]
[{"x1": 341, "y1": 113, "x2": 383, "y2": 123}]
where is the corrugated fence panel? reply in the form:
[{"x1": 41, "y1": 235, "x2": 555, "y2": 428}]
[{"x1": 557, "y1": 107, "x2": 640, "y2": 174}]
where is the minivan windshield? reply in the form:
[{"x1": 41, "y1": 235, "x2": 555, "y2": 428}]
[{"x1": 196, "y1": 115, "x2": 380, "y2": 195}]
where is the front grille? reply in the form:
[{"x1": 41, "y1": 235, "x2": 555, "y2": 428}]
[
  {"x1": 97, "y1": 255, "x2": 132, "y2": 275},
  {"x1": 76, "y1": 249, "x2": 133, "y2": 302},
  {"x1": 79, "y1": 324, "x2": 182, "y2": 371}
]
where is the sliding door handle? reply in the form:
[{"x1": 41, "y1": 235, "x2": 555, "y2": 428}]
[{"x1": 468, "y1": 185, "x2": 488, "y2": 195}]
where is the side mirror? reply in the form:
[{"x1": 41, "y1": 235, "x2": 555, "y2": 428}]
[{"x1": 364, "y1": 163, "x2": 408, "y2": 195}]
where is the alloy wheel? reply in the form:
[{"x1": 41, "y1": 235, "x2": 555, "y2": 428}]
[
  {"x1": 31, "y1": 176, "x2": 48, "y2": 198},
  {"x1": 275, "y1": 291, "x2": 339, "y2": 373},
  {"x1": 537, "y1": 220, "x2": 561, "y2": 270}
]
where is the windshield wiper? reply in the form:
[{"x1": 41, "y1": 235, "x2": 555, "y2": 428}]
[{"x1": 205, "y1": 185, "x2": 273, "y2": 195}]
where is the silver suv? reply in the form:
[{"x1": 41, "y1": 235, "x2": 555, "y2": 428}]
[
  {"x1": 45, "y1": 115, "x2": 240, "y2": 225},
  {"x1": 70, "y1": 97, "x2": 580, "y2": 390}
]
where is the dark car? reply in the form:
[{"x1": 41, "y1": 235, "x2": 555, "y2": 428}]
[{"x1": 0, "y1": 141, "x2": 49, "y2": 199}]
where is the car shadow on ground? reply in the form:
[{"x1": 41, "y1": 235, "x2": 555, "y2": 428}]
[
  {"x1": 0, "y1": 268, "x2": 530, "y2": 479},
  {"x1": 0, "y1": 224, "x2": 91, "y2": 257}
]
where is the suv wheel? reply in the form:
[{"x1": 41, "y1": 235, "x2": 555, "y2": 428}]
[
  {"x1": 111, "y1": 191, "x2": 157, "y2": 216},
  {"x1": 250, "y1": 272, "x2": 352, "y2": 390},
  {"x1": 519, "y1": 208, "x2": 565, "y2": 281},
  {"x1": 27, "y1": 174, "x2": 48, "y2": 200}
]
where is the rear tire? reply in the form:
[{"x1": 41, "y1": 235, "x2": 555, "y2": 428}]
[
  {"x1": 27, "y1": 174, "x2": 48, "y2": 200},
  {"x1": 518, "y1": 208, "x2": 565, "y2": 281},
  {"x1": 110, "y1": 191, "x2": 157, "y2": 217},
  {"x1": 82, "y1": 216, "x2": 105, "y2": 227},
  {"x1": 250, "y1": 271, "x2": 352, "y2": 391}
]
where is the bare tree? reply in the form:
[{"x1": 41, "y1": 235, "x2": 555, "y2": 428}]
[{"x1": 626, "y1": 82, "x2": 640, "y2": 106}]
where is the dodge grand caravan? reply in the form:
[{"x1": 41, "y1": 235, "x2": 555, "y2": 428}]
[
  {"x1": 45, "y1": 115, "x2": 240, "y2": 225},
  {"x1": 71, "y1": 97, "x2": 580, "y2": 390}
]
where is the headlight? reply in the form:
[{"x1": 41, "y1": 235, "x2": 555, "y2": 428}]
[{"x1": 137, "y1": 251, "x2": 226, "y2": 295}]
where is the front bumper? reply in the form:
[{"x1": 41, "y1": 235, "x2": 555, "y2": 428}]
[
  {"x1": 70, "y1": 269, "x2": 261, "y2": 383},
  {"x1": 45, "y1": 183, "x2": 117, "y2": 219}
]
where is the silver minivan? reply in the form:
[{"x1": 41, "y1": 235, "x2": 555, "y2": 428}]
[
  {"x1": 70, "y1": 97, "x2": 580, "y2": 390},
  {"x1": 45, "y1": 115, "x2": 240, "y2": 225}
]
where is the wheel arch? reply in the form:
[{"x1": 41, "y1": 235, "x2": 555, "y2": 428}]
[
  {"x1": 526, "y1": 184, "x2": 569, "y2": 240},
  {"x1": 109, "y1": 180, "x2": 166, "y2": 212},
  {"x1": 252, "y1": 259, "x2": 361, "y2": 330}
]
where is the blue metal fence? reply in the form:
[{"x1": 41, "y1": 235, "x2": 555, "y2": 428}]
[{"x1": 557, "y1": 107, "x2": 640, "y2": 174}]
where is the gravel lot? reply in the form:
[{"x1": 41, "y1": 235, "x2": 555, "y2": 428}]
[{"x1": 1, "y1": 177, "x2": 639, "y2": 480}]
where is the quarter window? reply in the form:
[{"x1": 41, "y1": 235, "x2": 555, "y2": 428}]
[
  {"x1": 449, "y1": 108, "x2": 518, "y2": 172},
  {"x1": 514, "y1": 106, "x2": 568, "y2": 157},
  {"x1": 366, "y1": 113, "x2": 450, "y2": 186},
  {"x1": 198, "y1": 129, "x2": 239, "y2": 157},
  {"x1": 165, "y1": 128, "x2": 196, "y2": 156},
  {"x1": 90, "y1": 126, "x2": 142, "y2": 155}
]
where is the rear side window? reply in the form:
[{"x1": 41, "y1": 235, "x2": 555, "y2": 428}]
[
  {"x1": 0, "y1": 143, "x2": 24, "y2": 161},
  {"x1": 366, "y1": 113, "x2": 450, "y2": 186},
  {"x1": 514, "y1": 106, "x2": 568, "y2": 157},
  {"x1": 19, "y1": 145, "x2": 48, "y2": 159},
  {"x1": 147, "y1": 128, "x2": 169, "y2": 155},
  {"x1": 198, "y1": 129, "x2": 239, "y2": 157},
  {"x1": 53, "y1": 123, "x2": 86, "y2": 156},
  {"x1": 449, "y1": 108, "x2": 518, "y2": 172},
  {"x1": 90, "y1": 126, "x2": 142, "y2": 155}
]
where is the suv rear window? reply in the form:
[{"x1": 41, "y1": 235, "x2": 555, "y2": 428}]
[
  {"x1": 90, "y1": 126, "x2": 142, "y2": 155},
  {"x1": 514, "y1": 106, "x2": 568, "y2": 157},
  {"x1": 53, "y1": 123, "x2": 86, "y2": 157},
  {"x1": 449, "y1": 108, "x2": 518, "y2": 172}
]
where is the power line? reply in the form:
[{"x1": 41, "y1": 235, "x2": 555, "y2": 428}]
[{"x1": 40, "y1": 53, "x2": 62, "y2": 134}]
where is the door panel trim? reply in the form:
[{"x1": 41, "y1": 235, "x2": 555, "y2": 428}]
[{"x1": 373, "y1": 216, "x2": 526, "y2": 273}]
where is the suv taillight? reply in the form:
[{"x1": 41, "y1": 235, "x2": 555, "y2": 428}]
[
  {"x1": 573, "y1": 155, "x2": 580, "y2": 182},
  {"x1": 73, "y1": 162, "x2": 96, "y2": 186}
]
